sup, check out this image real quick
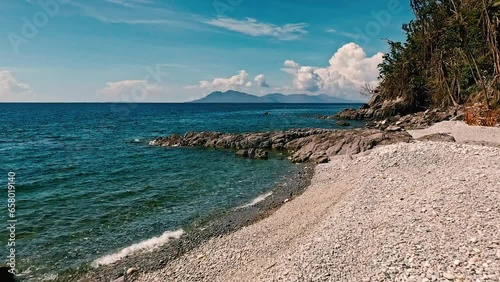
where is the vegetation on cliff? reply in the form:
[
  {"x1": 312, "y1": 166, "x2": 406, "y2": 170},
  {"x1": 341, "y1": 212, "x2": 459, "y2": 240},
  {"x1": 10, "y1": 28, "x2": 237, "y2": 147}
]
[{"x1": 378, "y1": 0, "x2": 500, "y2": 111}]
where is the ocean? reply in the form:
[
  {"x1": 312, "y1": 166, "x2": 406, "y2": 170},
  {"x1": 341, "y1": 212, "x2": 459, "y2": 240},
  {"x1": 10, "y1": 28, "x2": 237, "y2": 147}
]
[{"x1": 0, "y1": 103, "x2": 362, "y2": 280}]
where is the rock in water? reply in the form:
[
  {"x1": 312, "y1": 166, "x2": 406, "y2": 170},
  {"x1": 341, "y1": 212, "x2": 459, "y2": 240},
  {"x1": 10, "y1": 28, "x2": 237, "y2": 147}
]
[
  {"x1": 235, "y1": 148, "x2": 269, "y2": 160},
  {"x1": 235, "y1": 149, "x2": 249, "y2": 157},
  {"x1": 336, "y1": 121, "x2": 351, "y2": 127},
  {"x1": 152, "y1": 128, "x2": 412, "y2": 163},
  {"x1": 255, "y1": 149, "x2": 269, "y2": 159}
]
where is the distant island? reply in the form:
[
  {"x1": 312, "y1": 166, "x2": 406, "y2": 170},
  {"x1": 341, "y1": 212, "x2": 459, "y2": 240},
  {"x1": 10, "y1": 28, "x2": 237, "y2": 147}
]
[{"x1": 190, "y1": 90, "x2": 360, "y2": 104}]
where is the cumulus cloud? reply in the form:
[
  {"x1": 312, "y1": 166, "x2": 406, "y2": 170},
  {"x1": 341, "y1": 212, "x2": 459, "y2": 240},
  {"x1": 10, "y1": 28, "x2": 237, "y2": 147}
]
[
  {"x1": 205, "y1": 17, "x2": 308, "y2": 41},
  {"x1": 254, "y1": 74, "x2": 270, "y2": 88},
  {"x1": 97, "y1": 80, "x2": 167, "y2": 101},
  {"x1": 294, "y1": 66, "x2": 321, "y2": 92},
  {"x1": 0, "y1": 70, "x2": 35, "y2": 102},
  {"x1": 281, "y1": 43, "x2": 383, "y2": 99},
  {"x1": 283, "y1": 60, "x2": 300, "y2": 70},
  {"x1": 188, "y1": 70, "x2": 258, "y2": 91}
]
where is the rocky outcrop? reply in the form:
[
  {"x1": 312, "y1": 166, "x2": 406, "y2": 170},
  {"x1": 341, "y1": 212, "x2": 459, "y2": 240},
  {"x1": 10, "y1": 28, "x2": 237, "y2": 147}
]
[
  {"x1": 331, "y1": 105, "x2": 463, "y2": 131},
  {"x1": 149, "y1": 129, "x2": 329, "y2": 150},
  {"x1": 150, "y1": 129, "x2": 412, "y2": 164},
  {"x1": 333, "y1": 92, "x2": 464, "y2": 126},
  {"x1": 366, "y1": 107, "x2": 464, "y2": 130},
  {"x1": 334, "y1": 94, "x2": 411, "y2": 120},
  {"x1": 285, "y1": 129, "x2": 412, "y2": 163}
]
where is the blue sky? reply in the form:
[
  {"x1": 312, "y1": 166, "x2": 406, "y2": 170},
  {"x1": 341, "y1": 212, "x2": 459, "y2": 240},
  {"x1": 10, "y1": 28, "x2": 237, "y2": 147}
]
[{"x1": 0, "y1": 0, "x2": 414, "y2": 102}]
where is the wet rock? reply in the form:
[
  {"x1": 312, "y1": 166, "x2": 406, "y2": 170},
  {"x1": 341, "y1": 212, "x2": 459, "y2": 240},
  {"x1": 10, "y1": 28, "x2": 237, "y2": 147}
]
[
  {"x1": 235, "y1": 148, "x2": 269, "y2": 160},
  {"x1": 254, "y1": 149, "x2": 269, "y2": 159},
  {"x1": 336, "y1": 121, "x2": 351, "y2": 127},
  {"x1": 235, "y1": 149, "x2": 249, "y2": 158}
]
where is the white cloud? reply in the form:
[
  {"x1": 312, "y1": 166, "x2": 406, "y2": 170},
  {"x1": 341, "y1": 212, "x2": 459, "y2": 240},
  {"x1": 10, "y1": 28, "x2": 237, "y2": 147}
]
[
  {"x1": 105, "y1": 0, "x2": 152, "y2": 7},
  {"x1": 282, "y1": 60, "x2": 300, "y2": 72},
  {"x1": 96, "y1": 18, "x2": 177, "y2": 25},
  {"x1": 283, "y1": 60, "x2": 300, "y2": 68},
  {"x1": 97, "y1": 80, "x2": 167, "y2": 101},
  {"x1": 281, "y1": 43, "x2": 383, "y2": 99},
  {"x1": 205, "y1": 17, "x2": 308, "y2": 40},
  {"x1": 294, "y1": 66, "x2": 321, "y2": 92},
  {"x1": 254, "y1": 74, "x2": 270, "y2": 88},
  {"x1": 0, "y1": 70, "x2": 35, "y2": 102},
  {"x1": 325, "y1": 29, "x2": 362, "y2": 40},
  {"x1": 72, "y1": 1, "x2": 207, "y2": 32},
  {"x1": 188, "y1": 70, "x2": 255, "y2": 91}
]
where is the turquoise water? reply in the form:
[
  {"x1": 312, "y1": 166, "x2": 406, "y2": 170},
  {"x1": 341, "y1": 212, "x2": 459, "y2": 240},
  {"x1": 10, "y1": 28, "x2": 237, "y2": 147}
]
[{"x1": 0, "y1": 103, "x2": 361, "y2": 280}]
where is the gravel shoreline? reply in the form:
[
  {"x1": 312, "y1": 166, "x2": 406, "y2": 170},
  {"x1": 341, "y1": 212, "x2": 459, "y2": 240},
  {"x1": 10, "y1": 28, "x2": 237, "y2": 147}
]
[
  {"x1": 63, "y1": 164, "x2": 315, "y2": 282},
  {"x1": 136, "y1": 122, "x2": 500, "y2": 282},
  {"x1": 68, "y1": 121, "x2": 500, "y2": 282}
]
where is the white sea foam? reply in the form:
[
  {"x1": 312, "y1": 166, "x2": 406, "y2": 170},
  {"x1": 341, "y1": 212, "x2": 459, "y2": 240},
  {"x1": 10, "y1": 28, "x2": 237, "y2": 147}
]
[
  {"x1": 237, "y1": 192, "x2": 273, "y2": 209},
  {"x1": 92, "y1": 229, "x2": 184, "y2": 267}
]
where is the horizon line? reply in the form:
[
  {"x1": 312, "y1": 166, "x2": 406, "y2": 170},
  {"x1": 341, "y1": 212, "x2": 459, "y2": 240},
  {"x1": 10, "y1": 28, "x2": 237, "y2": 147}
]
[{"x1": 0, "y1": 101, "x2": 365, "y2": 104}]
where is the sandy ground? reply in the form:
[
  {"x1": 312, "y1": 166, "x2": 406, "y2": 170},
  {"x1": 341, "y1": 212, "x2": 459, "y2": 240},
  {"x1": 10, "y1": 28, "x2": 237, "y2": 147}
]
[
  {"x1": 137, "y1": 122, "x2": 500, "y2": 282},
  {"x1": 408, "y1": 121, "x2": 500, "y2": 146}
]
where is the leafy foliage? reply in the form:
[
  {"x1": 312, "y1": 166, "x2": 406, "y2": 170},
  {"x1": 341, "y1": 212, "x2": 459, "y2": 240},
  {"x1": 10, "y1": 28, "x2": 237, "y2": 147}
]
[{"x1": 379, "y1": 0, "x2": 500, "y2": 110}]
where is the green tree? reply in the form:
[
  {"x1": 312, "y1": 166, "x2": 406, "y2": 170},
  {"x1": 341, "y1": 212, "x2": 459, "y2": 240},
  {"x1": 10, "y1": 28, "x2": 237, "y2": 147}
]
[{"x1": 378, "y1": 0, "x2": 500, "y2": 110}]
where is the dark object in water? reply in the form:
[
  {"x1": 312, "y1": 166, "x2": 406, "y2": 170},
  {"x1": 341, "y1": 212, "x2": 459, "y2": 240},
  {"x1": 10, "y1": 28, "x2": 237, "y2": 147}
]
[{"x1": 336, "y1": 120, "x2": 351, "y2": 127}]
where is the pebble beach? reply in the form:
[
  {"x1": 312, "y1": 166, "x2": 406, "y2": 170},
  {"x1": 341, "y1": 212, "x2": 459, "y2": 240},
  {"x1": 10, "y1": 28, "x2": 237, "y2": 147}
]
[{"x1": 135, "y1": 121, "x2": 500, "y2": 282}]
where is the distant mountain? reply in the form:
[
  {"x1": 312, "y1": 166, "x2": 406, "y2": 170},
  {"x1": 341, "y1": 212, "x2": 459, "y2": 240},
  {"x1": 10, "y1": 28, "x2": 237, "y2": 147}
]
[
  {"x1": 191, "y1": 90, "x2": 263, "y2": 103},
  {"x1": 191, "y1": 90, "x2": 358, "y2": 104}
]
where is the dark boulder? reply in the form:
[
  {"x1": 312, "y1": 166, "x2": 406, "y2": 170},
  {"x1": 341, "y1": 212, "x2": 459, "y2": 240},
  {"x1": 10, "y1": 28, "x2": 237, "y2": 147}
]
[{"x1": 416, "y1": 133, "x2": 456, "y2": 142}]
